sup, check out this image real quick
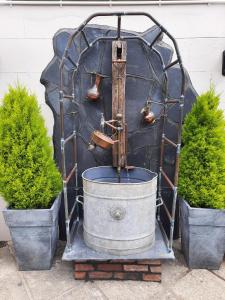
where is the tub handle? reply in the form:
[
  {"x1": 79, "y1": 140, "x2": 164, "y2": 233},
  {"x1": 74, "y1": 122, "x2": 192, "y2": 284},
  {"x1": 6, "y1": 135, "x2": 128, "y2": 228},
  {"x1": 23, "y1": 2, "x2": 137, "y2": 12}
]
[
  {"x1": 156, "y1": 197, "x2": 163, "y2": 207},
  {"x1": 76, "y1": 195, "x2": 84, "y2": 206}
]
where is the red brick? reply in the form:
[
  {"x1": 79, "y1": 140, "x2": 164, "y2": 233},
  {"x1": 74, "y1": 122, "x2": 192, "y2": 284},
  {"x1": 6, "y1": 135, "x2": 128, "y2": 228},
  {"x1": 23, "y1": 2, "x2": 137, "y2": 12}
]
[
  {"x1": 74, "y1": 272, "x2": 86, "y2": 280},
  {"x1": 124, "y1": 265, "x2": 148, "y2": 272},
  {"x1": 125, "y1": 272, "x2": 142, "y2": 280},
  {"x1": 75, "y1": 263, "x2": 94, "y2": 271},
  {"x1": 114, "y1": 272, "x2": 141, "y2": 280},
  {"x1": 137, "y1": 260, "x2": 161, "y2": 265},
  {"x1": 114, "y1": 272, "x2": 126, "y2": 280},
  {"x1": 89, "y1": 272, "x2": 113, "y2": 280},
  {"x1": 150, "y1": 266, "x2": 161, "y2": 273},
  {"x1": 143, "y1": 273, "x2": 161, "y2": 282},
  {"x1": 97, "y1": 264, "x2": 122, "y2": 272}
]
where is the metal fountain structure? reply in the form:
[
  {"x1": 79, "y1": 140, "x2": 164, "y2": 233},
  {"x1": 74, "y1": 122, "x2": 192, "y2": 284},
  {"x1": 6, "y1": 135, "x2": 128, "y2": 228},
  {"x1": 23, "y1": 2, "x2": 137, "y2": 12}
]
[{"x1": 57, "y1": 12, "x2": 186, "y2": 260}]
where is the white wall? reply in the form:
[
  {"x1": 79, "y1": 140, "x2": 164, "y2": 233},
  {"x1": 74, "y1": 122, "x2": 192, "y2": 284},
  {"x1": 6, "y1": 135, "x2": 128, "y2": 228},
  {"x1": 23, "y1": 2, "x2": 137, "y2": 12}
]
[{"x1": 0, "y1": 4, "x2": 225, "y2": 240}]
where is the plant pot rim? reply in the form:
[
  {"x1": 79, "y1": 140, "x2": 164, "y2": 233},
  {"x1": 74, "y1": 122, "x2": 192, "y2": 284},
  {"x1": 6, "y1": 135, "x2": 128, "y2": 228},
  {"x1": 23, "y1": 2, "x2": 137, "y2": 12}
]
[
  {"x1": 3, "y1": 193, "x2": 62, "y2": 227},
  {"x1": 2, "y1": 192, "x2": 61, "y2": 213},
  {"x1": 180, "y1": 198, "x2": 225, "y2": 212}
]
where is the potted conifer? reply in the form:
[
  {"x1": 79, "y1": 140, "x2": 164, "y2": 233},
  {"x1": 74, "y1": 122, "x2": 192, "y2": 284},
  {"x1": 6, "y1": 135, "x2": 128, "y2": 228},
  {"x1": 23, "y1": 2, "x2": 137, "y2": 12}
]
[
  {"x1": 179, "y1": 88, "x2": 225, "y2": 269},
  {"x1": 0, "y1": 86, "x2": 62, "y2": 270}
]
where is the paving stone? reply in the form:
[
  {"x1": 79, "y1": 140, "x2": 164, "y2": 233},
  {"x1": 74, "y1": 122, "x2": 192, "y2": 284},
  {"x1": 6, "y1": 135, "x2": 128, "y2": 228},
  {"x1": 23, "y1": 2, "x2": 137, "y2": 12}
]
[
  {"x1": 95, "y1": 280, "x2": 162, "y2": 300},
  {"x1": 161, "y1": 239, "x2": 189, "y2": 287},
  {"x1": 171, "y1": 269, "x2": 225, "y2": 300},
  {"x1": 0, "y1": 273, "x2": 30, "y2": 300},
  {"x1": 1, "y1": 241, "x2": 225, "y2": 300},
  {"x1": 0, "y1": 245, "x2": 17, "y2": 278},
  {"x1": 56, "y1": 282, "x2": 106, "y2": 300},
  {"x1": 21, "y1": 259, "x2": 78, "y2": 300},
  {"x1": 152, "y1": 288, "x2": 179, "y2": 300},
  {"x1": 0, "y1": 247, "x2": 30, "y2": 300},
  {"x1": 212, "y1": 258, "x2": 225, "y2": 280}
]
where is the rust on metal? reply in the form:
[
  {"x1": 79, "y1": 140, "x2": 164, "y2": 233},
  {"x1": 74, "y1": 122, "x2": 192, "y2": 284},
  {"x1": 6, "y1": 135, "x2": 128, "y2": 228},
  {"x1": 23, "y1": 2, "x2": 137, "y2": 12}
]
[
  {"x1": 65, "y1": 164, "x2": 77, "y2": 183},
  {"x1": 87, "y1": 74, "x2": 102, "y2": 101},
  {"x1": 112, "y1": 40, "x2": 127, "y2": 168},
  {"x1": 144, "y1": 111, "x2": 155, "y2": 124},
  {"x1": 162, "y1": 201, "x2": 172, "y2": 222},
  {"x1": 91, "y1": 130, "x2": 116, "y2": 149},
  {"x1": 164, "y1": 136, "x2": 177, "y2": 148},
  {"x1": 161, "y1": 169, "x2": 174, "y2": 190},
  {"x1": 141, "y1": 100, "x2": 156, "y2": 124}
]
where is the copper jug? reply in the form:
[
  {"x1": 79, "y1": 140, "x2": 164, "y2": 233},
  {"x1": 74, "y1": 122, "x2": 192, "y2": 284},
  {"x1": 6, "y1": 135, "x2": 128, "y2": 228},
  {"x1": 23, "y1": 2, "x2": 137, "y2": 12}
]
[{"x1": 87, "y1": 74, "x2": 101, "y2": 101}]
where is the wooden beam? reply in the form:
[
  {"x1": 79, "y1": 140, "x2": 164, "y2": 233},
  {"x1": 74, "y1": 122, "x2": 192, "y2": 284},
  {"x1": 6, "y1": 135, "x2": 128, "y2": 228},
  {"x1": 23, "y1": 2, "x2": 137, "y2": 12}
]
[{"x1": 112, "y1": 40, "x2": 127, "y2": 168}]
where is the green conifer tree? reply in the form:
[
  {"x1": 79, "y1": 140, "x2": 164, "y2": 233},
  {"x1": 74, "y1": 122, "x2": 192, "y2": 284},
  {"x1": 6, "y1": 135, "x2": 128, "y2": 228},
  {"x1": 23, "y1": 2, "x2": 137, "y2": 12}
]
[
  {"x1": 0, "y1": 86, "x2": 61, "y2": 209},
  {"x1": 179, "y1": 88, "x2": 225, "y2": 209}
]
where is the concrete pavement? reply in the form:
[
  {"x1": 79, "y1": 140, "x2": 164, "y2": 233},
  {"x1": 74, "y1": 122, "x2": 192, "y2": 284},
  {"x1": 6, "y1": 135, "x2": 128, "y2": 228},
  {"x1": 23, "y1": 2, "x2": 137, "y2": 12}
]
[{"x1": 1, "y1": 240, "x2": 225, "y2": 300}]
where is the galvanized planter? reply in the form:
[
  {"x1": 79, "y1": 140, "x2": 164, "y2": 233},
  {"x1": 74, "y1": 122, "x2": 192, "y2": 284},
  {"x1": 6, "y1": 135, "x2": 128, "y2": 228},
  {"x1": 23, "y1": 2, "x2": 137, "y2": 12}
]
[
  {"x1": 180, "y1": 198, "x2": 225, "y2": 270},
  {"x1": 82, "y1": 166, "x2": 158, "y2": 255},
  {"x1": 3, "y1": 194, "x2": 61, "y2": 271}
]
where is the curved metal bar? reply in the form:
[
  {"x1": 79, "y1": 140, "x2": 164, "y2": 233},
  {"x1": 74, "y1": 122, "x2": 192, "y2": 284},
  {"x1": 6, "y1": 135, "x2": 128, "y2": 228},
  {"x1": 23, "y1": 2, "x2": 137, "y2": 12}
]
[
  {"x1": 63, "y1": 34, "x2": 168, "y2": 95},
  {"x1": 59, "y1": 12, "x2": 186, "y2": 251},
  {"x1": 60, "y1": 12, "x2": 185, "y2": 97}
]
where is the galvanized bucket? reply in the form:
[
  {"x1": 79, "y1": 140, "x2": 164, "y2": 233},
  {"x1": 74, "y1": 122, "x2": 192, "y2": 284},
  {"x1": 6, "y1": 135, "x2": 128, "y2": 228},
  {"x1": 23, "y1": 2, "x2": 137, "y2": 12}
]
[{"x1": 82, "y1": 166, "x2": 158, "y2": 255}]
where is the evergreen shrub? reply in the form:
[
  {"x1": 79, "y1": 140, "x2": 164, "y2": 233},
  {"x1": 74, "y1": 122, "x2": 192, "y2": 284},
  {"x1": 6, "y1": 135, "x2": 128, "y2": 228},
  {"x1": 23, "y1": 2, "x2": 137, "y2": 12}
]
[
  {"x1": 0, "y1": 86, "x2": 61, "y2": 209},
  {"x1": 179, "y1": 88, "x2": 225, "y2": 209}
]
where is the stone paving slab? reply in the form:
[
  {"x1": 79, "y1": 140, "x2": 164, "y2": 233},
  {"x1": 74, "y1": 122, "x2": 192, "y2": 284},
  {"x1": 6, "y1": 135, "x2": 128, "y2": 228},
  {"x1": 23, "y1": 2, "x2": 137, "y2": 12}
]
[
  {"x1": 1, "y1": 241, "x2": 225, "y2": 300},
  {"x1": 171, "y1": 269, "x2": 225, "y2": 300},
  {"x1": 95, "y1": 280, "x2": 163, "y2": 300},
  {"x1": 212, "y1": 260, "x2": 225, "y2": 281},
  {"x1": 0, "y1": 247, "x2": 30, "y2": 300},
  {"x1": 55, "y1": 282, "x2": 107, "y2": 300}
]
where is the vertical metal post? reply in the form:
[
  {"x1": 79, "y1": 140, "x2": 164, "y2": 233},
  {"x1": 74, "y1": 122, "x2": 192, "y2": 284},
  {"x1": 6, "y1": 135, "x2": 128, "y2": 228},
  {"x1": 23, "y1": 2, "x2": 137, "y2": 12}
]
[
  {"x1": 117, "y1": 16, "x2": 121, "y2": 39},
  {"x1": 157, "y1": 70, "x2": 168, "y2": 223},
  {"x1": 59, "y1": 90, "x2": 71, "y2": 248},
  {"x1": 169, "y1": 95, "x2": 184, "y2": 250}
]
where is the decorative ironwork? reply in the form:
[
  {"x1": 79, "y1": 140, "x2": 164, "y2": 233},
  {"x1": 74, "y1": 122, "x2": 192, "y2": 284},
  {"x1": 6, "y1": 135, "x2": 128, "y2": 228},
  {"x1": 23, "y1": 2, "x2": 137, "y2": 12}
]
[{"x1": 53, "y1": 12, "x2": 187, "y2": 252}]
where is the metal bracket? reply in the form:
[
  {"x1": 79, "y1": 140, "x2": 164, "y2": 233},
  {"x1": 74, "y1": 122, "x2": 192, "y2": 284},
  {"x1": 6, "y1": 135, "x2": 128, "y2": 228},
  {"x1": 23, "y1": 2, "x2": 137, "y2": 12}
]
[
  {"x1": 156, "y1": 197, "x2": 163, "y2": 207},
  {"x1": 76, "y1": 195, "x2": 84, "y2": 206}
]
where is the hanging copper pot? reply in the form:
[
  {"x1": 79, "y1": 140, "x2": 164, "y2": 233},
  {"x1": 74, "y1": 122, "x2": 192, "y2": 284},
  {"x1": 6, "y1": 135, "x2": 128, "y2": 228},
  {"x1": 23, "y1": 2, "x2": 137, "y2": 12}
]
[
  {"x1": 144, "y1": 111, "x2": 155, "y2": 124},
  {"x1": 87, "y1": 74, "x2": 101, "y2": 101},
  {"x1": 91, "y1": 130, "x2": 116, "y2": 150},
  {"x1": 141, "y1": 101, "x2": 155, "y2": 124}
]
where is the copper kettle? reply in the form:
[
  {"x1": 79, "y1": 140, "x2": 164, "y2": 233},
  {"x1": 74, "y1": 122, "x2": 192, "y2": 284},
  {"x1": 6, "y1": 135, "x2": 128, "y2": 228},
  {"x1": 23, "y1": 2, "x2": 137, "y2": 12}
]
[
  {"x1": 141, "y1": 101, "x2": 155, "y2": 124},
  {"x1": 87, "y1": 74, "x2": 101, "y2": 101}
]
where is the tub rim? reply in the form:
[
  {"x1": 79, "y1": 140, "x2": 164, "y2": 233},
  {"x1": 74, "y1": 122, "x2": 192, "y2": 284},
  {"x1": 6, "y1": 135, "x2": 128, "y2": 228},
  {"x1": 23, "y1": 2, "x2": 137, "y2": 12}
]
[{"x1": 82, "y1": 166, "x2": 158, "y2": 186}]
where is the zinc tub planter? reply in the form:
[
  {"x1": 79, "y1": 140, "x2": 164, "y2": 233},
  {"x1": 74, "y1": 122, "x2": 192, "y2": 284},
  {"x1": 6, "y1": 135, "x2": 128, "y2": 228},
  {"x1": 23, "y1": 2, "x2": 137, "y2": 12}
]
[
  {"x1": 3, "y1": 194, "x2": 61, "y2": 271},
  {"x1": 180, "y1": 199, "x2": 225, "y2": 270},
  {"x1": 82, "y1": 166, "x2": 158, "y2": 255}
]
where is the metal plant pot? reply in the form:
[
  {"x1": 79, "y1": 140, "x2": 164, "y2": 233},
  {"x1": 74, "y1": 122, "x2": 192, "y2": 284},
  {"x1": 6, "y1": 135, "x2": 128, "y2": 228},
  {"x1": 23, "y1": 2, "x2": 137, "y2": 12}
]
[
  {"x1": 3, "y1": 194, "x2": 61, "y2": 271},
  {"x1": 180, "y1": 198, "x2": 225, "y2": 270}
]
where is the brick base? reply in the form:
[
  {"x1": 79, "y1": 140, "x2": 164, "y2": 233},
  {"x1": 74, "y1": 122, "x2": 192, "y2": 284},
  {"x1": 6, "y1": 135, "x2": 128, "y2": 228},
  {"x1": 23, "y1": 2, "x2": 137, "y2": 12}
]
[{"x1": 74, "y1": 260, "x2": 161, "y2": 282}]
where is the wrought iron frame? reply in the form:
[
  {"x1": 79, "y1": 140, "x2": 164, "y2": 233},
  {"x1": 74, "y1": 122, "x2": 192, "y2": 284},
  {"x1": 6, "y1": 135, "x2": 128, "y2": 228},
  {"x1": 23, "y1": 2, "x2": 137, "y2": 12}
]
[{"x1": 59, "y1": 12, "x2": 186, "y2": 252}]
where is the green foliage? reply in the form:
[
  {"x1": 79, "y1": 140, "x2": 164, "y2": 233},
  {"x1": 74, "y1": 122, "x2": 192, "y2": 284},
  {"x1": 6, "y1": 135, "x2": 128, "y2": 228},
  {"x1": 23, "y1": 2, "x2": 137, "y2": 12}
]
[
  {"x1": 179, "y1": 88, "x2": 225, "y2": 209},
  {"x1": 0, "y1": 86, "x2": 62, "y2": 209}
]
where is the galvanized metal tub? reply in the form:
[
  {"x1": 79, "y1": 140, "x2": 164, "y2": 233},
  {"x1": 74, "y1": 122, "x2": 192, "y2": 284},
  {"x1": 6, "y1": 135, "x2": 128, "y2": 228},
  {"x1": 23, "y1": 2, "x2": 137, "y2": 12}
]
[{"x1": 82, "y1": 166, "x2": 158, "y2": 255}]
